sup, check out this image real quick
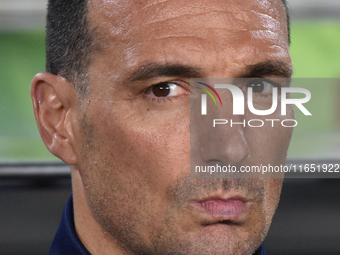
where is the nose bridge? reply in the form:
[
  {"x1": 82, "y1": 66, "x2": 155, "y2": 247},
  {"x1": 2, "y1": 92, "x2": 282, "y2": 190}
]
[
  {"x1": 215, "y1": 83, "x2": 245, "y2": 116},
  {"x1": 193, "y1": 86, "x2": 250, "y2": 167}
]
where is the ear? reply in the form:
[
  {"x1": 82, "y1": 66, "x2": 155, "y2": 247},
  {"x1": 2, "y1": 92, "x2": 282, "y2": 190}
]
[{"x1": 31, "y1": 73, "x2": 78, "y2": 165}]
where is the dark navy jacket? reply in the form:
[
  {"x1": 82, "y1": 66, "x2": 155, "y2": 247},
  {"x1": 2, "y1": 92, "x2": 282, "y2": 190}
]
[{"x1": 49, "y1": 195, "x2": 267, "y2": 255}]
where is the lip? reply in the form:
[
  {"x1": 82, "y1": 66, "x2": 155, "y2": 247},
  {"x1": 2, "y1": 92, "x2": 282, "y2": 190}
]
[{"x1": 190, "y1": 196, "x2": 251, "y2": 222}]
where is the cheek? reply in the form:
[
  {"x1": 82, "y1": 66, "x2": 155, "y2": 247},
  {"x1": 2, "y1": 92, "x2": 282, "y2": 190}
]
[
  {"x1": 244, "y1": 127, "x2": 291, "y2": 167},
  {"x1": 244, "y1": 108, "x2": 294, "y2": 165},
  {"x1": 79, "y1": 101, "x2": 191, "y2": 199},
  {"x1": 264, "y1": 178, "x2": 283, "y2": 218},
  {"x1": 115, "y1": 116, "x2": 188, "y2": 174},
  {"x1": 249, "y1": 178, "x2": 282, "y2": 240},
  {"x1": 74, "y1": 105, "x2": 191, "y2": 242}
]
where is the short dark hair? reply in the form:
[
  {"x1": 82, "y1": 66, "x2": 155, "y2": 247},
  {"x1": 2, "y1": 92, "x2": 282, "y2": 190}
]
[
  {"x1": 281, "y1": 0, "x2": 291, "y2": 44},
  {"x1": 46, "y1": 0, "x2": 92, "y2": 95},
  {"x1": 46, "y1": 0, "x2": 290, "y2": 95}
]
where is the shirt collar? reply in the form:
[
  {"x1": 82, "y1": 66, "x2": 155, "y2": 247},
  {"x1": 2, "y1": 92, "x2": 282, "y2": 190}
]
[{"x1": 49, "y1": 195, "x2": 90, "y2": 255}]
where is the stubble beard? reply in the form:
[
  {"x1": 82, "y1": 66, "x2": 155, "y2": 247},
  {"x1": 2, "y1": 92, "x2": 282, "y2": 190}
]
[{"x1": 82, "y1": 164, "x2": 273, "y2": 255}]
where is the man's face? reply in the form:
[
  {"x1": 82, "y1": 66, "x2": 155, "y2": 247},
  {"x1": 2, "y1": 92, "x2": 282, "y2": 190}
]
[{"x1": 72, "y1": 0, "x2": 292, "y2": 254}]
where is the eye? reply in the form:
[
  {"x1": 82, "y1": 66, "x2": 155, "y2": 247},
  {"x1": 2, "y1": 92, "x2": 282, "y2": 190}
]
[
  {"x1": 148, "y1": 82, "x2": 188, "y2": 97},
  {"x1": 246, "y1": 79, "x2": 275, "y2": 94}
]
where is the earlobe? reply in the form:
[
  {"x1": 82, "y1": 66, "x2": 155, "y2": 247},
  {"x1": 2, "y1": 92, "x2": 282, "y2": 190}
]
[{"x1": 31, "y1": 73, "x2": 77, "y2": 165}]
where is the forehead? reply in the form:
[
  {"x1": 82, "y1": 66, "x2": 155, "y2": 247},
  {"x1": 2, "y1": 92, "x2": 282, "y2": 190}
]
[
  {"x1": 89, "y1": 0, "x2": 285, "y2": 25},
  {"x1": 87, "y1": 0, "x2": 289, "y2": 75}
]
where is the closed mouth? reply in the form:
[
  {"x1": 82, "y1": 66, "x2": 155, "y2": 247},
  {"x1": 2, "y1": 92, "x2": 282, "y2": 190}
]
[{"x1": 190, "y1": 195, "x2": 252, "y2": 224}]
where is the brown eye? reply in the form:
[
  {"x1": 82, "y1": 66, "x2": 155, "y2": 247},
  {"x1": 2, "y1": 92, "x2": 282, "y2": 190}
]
[
  {"x1": 246, "y1": 79, "x2": 274, "y2": 94},
  {"x1": 151, "y1": 82, "x2": 171, "y2": 97},
  {"x1": 147, "y1": 82, "x2": 189, "y2": 99},
  {"x1": 247, "y1": 79, "x2": 264, "y2": 93}
]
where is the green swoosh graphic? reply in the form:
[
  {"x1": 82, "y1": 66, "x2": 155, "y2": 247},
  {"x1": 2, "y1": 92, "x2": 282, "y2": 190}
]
[{"x1": 197, "y1": 87, "x2": 217, "y2": 106}]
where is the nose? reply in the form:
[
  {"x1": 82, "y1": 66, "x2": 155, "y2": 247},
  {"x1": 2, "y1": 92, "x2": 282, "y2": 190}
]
[
  {"x1": 199, "y1": 117, "x2": 250, "y2": 167},
  {"x1": 191, "y1": 86, "x2": 250, "y2": 168}
]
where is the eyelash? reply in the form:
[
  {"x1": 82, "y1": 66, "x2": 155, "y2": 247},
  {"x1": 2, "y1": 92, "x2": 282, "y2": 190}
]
[
  {"x1": 143, "y1": 81, "x2": 189, "y2": 103},
  {"x1": 142, "y1": 78, "x2": 283, "y2": 104},
  {"x1": 150, "y1": 96, "x2": 176, "y2": 103},
  {"x1": 244, "y1": 78, "x2": 281, "y2": 98}
]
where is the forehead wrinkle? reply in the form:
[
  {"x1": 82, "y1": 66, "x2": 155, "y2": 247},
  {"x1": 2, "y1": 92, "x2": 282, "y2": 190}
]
[
  {"x1": 87, "y1": 0, "x2": 290, "y2": 77},
  {"x1": 253, "y1": 0, "x2": 281, "y2": 16},
  {"x1": 128, "y1": 1, "x2": 262, "y2": 29},
  {"x1": 146, "y1": 27, "x2": 284, "y2": 50},
  {"x1": 141, "y1": 10, "x2": 234, "y2": 27},
  {"x1": 138, "y1": 0, "x2": 169, "y2": 10},
  {"x1": 90, "y1": 0, "x2": 287, "y2": 42},
  {"x1": 140, "y1": 16, "x2": 270, "y2": 41},
  {"x1": 138, "y1": 7, "x2": 284, "y2": 35},
  {"x1": 250, "y1": 11, "x2": 281, "y2": 30},
  {"x1": 138, "y1": 7, "x2": 274, "y2": 29},
  {"x1": 123, "y1": 28, "x2": 287, "y2": 75},
  {"x1": 250, "y1": 30, "x2": 287, "y2": 48}
]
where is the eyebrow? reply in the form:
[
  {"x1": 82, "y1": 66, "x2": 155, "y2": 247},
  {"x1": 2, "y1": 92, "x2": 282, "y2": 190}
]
[
  {"x1": 124, "y1": 60, "x2": 292, "y2": 83},
  {"x1": 125, "y1": 63, "x2": 203, "y2": 83},
  {"x1": 243, "y1": 60, "x2": 293, "y2": 78}
]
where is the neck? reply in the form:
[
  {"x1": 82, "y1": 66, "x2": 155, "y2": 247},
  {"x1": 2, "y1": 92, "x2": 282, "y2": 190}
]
[{"x1": 72, "y1": 168, "x2": 128, "y2": 255}]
